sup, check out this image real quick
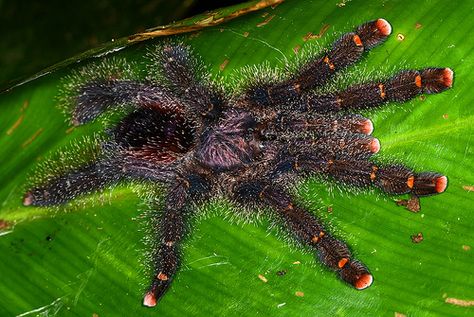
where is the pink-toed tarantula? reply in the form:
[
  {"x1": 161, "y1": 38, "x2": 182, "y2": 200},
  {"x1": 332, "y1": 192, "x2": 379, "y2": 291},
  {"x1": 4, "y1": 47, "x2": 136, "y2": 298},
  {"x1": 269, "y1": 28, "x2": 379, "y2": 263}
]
[{"x1": 23, "y1": 19, "x2": 453, "y2": 307}]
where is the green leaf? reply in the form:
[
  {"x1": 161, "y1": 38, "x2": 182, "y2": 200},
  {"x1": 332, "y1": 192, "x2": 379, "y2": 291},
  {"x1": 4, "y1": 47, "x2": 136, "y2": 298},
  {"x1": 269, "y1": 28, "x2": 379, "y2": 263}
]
[{"x1": 1, "y1": 0, "x2": 473, "y2": 316}]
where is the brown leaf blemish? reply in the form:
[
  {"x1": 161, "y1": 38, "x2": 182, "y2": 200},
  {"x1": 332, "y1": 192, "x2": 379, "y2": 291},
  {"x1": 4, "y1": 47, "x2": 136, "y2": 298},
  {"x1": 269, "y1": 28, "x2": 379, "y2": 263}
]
[
  {"x1": 219, "y1": 59, "x2": 229, "y2": 71},
  {"x1": 293, "y1": 45, "x2": 301, "y2": 54},
  {"x1": 256, "y1": 14, "x2": 275, "y2": 27},
  {"x1": 445, "y1": 297, "x2": 474, "y2": 307},
  {"x1": 411, "y1": 232, "x2": 424, "y2": 243},
  {"x1": 22, "y1": 128, "x2": 44, "y2": 148},
  {"x1": 462, "y1": 185, "x2": 474, "y2": 192},
  {"x1": 303, "y1": 24, "x2": 330, "y2": 41},
  {"x1": 258, "y1": 274, "x2": 268, "y2": 283},
  {"x1": 6, "y1": 114, "x2": 25, "y2": 135},
  {"x1": 396, "y1": 195, "x2": 420, "y2": 212},
  {"x1": 0, "y1": 219, "x2": 12, "y2": 230},
  {"x1": 21, "y1": 100, "x2": 29, "y2": 111}
]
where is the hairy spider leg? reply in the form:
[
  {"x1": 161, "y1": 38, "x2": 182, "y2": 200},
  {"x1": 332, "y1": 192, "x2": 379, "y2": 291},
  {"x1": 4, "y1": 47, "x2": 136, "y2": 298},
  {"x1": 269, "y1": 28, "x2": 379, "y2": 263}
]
[
  {"x1": 272, "y1": 154, "x2": 447, "y2": 196},
  {"x1": 73, "y1": 80, "x2": 174, "y2": 125},
  {"x1": 324, "y1": 160, "x2": 447, "y2": 196},
  {"x1": 260, "y1": 113, "x2": 374, "y2": 142},
  {"x1": 22, "y1": 153, "x2": 178, "y2": 207},
  {"x1": 73, "y1": 43, "x2": 227, "y2": 126},
  {"x1": 23, "y1": 160, "x2": 122, "y2": 206},
  {"x1": 143, "y1": 182, "x2": 188, "y2": 308},
  {"x1": 303, "y1": 68, "x2": 454, "y2": 112},
  {"x1": 242, "y1": 19, "x2": 392, "y2": 108},
  {"x1": 233, "y1": 182, "x2": 372, "y2": 290},
  {"x1": 144, "y1": 174, "x2": 211, "y2": 307},
  {"x1": 275, "y1": 114, "x2": 375, "y2": 136},
  {"x1": 268, "y1": 133, "x2": 379, "y2": 182},
  {"x1": 291, "y1": 133, "x2": 380, "y2": 160},
  {"x1": 154, "y1": 44, "x2": 226, "y2": 118}
]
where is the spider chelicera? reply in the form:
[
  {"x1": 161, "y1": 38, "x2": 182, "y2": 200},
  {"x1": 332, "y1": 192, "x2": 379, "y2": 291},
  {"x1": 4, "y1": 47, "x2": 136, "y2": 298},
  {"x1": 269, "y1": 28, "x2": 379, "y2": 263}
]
[{"x1": 23, "y1": 19, "x2": 453, "y2": 307}]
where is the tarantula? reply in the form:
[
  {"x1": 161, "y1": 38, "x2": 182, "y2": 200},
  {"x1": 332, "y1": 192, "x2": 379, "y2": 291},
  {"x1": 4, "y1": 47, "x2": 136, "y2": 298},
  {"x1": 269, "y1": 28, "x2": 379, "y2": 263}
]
[{"x1": 23, "y1": 19, "x2": 453, "y2": 307}]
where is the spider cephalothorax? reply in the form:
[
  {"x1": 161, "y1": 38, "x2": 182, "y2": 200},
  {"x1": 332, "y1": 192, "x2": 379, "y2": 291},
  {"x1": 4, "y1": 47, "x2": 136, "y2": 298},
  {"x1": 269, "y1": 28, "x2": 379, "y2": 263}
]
[{"x1": 23, "y1": 19, "x2": 453, "y2": 307}]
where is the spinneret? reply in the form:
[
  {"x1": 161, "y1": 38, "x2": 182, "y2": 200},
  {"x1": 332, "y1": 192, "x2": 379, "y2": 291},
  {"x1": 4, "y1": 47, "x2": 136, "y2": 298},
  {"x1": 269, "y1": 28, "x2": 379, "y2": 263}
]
[{"x1": 23, "y1": 19, "x2": 453, "y2": 307}]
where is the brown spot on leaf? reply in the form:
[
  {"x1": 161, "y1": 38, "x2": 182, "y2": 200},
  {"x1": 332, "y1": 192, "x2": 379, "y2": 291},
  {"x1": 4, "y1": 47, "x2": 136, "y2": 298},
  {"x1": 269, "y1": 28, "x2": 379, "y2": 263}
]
[
  {"x1": 445, "y1": 297, "x2": 474, "y2": 307},
  {"x1": 295, "y1": 291, "x2": 304, "y2": 297},
  {"x1": 6, "y1": 114, "x2": 24, "y2": 135},
  {"x1": 442, "y1": 113, "x2": 449, "y2": 119},
  {"x1": 21, "y1": 100, "x2": 29, "y2": 111},
  {"x1": 396, "y1": 196, "x2": 420, "y2": 213},
  {"x1": 415, "y1": 23, "x2": 422, "y2": 29},
  {"x1": 303, "y1": 24, "x2": 330, "y2": 41},
  {"x1": 0, "y1": 219, "x2": 12, "y2": 230},
  {"x1": 256, "y1": 14, "x2": 275, "y2": 27},
  {"x1": 293, "y1": 45, "x2": 301, "y2": 54},
  {"x1": 397, "y1": 33, "x2": 405, "y2": 41},
  {"x1": 394, "y1": 313, "x2": 407, "y2": 317},
  {"x1": 22, "y1": 128, "x2": 44, "y2": 148},
  {"x1": 463, "y1": 185, "x2": 474, "y2": 192},
  {"x1": 411, "y1": 232, "x2": 424, "y2": 243},
  {"x1": 219, "y1": 59, "x2": 229, "y2": 71},
  {"x1": 258, "y1": 274, "x2": 268, "y2": 283},
  {"x1": 243, "y1": 31, "x2": 250, "y2": 37},
  {"x1": 462, "y1": 245, "x2": 471, "y2": 251}
]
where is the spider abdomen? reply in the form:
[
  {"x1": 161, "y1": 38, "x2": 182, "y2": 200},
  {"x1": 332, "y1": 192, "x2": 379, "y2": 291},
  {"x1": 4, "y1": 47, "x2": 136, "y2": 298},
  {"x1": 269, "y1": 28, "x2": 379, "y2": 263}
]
[{"x1": 113, "y1": 107, "x2": 196, "y2": 164}]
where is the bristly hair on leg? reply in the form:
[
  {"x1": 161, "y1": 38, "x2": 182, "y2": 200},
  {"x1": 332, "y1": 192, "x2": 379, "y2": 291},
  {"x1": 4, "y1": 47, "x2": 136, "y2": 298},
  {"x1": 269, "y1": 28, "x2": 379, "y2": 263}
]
[
  {"x1": 22, "y1": 135, "x2": 106, "y2": 207},
  {"x1": 57, "y1": 57, "x2": 144, "y2": 125}
]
